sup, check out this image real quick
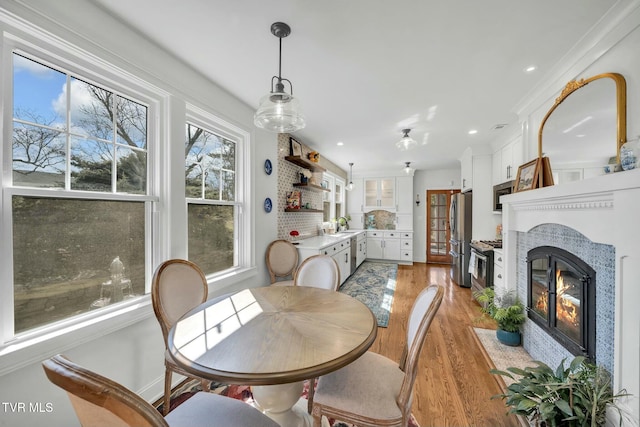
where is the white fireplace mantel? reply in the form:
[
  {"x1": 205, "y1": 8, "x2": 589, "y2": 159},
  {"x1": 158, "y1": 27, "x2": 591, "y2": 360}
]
[{"x1": 501, "y1": 168, "x2": 640, "y2": 425}]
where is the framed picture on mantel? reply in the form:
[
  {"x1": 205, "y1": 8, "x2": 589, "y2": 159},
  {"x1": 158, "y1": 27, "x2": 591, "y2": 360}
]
[
  {"x1": 289, "y1": 137, "x2": 303, "y2": 157},
  {"x1": 514, "y1": 158, "x2": 541, "y2": 192}
]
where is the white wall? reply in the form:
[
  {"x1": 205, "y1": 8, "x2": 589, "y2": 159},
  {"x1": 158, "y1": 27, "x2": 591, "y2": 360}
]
[
  {"x1": 0, "y1": 2, "x2": 277, "y2": 426},
  {"x1": 413, "y1": 168, "x2": 459, "y2": 263}
]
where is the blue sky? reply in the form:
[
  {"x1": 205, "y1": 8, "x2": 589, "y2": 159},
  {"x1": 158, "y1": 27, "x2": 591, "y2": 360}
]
[{"x1": 13, "y1": 54, "x2": 66, "y2": 124}]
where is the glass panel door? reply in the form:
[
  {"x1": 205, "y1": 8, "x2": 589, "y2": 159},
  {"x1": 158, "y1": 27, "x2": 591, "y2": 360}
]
[{"x1": 426, "y1": 190, "x2": 456, "y2": 263}]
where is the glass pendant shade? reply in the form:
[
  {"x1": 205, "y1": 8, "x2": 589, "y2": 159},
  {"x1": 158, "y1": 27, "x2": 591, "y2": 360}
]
[
  {"x1": 404, "y1": 161, "x2": 414, "y2": 174},
  {"x1": 345, "y1": 162, "x2": 354, "y2": 191},
  {"x1": 254, "y1": 90, "x2": 305, "y2": 132},
  {"x1": 396, "y1": 129, "x2": 417, "y2": 151}
]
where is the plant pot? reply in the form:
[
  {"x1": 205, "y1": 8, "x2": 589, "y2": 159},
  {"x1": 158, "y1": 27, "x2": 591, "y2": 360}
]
[{"x1": 496, "y1": 329, "x2": 521, "y2": 346}]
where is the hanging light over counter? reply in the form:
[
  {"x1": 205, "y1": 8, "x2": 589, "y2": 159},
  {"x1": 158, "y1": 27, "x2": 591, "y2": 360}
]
[
  {"x1": 254, "y1": 22, "x2": 306, "y2": 133},
  {"x1": 346, "y1": 162, "x2": 354, "y2": 191}
]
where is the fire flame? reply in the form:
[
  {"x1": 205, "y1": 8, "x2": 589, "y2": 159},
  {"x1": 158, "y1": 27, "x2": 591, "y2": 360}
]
[
  {"x1": 534, "y1": 269, "x2": 580, "y2": 329},
  {"x1": 556, "y1": 269, "x2": 579, "y2": 328}
]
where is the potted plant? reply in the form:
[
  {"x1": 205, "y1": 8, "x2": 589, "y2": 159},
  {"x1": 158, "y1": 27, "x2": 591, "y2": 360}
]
[
  {"x1": 491, "y1": 356, "x2": 629, "y2": 426},
  {"x1": 475, "y1": 287, "x2": 525, "y2": 346}
]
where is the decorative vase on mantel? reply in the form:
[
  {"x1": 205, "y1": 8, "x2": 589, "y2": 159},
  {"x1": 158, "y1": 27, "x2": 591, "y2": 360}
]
[{"x1": 620, "y1": 139, "x2": 639, "y2": 171}]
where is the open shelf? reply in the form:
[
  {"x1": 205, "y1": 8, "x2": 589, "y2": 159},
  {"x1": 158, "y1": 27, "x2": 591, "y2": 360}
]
[
  {"x1": 284, "y1": 208, "x2": 323, "y2": 213},
  {"x1": 284, "y1": 156, "x2": 326, "y2": 172},
  {"x1": 292, "y1": 183, "x2": 330, "y2": 192}
]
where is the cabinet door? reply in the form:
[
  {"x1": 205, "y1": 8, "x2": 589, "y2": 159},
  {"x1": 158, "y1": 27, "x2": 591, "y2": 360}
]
[
  {"x1": 332, "y1": 248, "x2": 351, "y2": 285},
  {"x1": 367, "y1": 237, "x2": 384, "y2": 259},
  {"x1": 364, "y1": 179, "x2": 378, "y2": 208},
  {"x1": 356, "y1": 239, "x2": 367, "y2": 266},
  {"x1": 379, "y1": 178, "x2": 395, "y2": 208},
  {"x1": 461, "y1": 148, "x2": 473, "y2": 192},
  {"x1": 492, "y1": 150, "x2": 502, "y2": 185},
  {"x1": 395, "y1": 176, "x2": 413, "y2": 213},
  {"x1": 501, "y1": 143, "x2": 513, "y2": 181},
  {"x1": 383, "y1": 238, "x2": 401, "y2": 260}
]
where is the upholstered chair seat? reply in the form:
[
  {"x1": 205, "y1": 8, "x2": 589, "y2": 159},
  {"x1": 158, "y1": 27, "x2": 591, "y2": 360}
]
[
  {"x1": 311, "y1": 284, "x2": 444, "y2": 427},
  {"x1": 42, "y1": 354, "x2": 279, "y2": 427}
]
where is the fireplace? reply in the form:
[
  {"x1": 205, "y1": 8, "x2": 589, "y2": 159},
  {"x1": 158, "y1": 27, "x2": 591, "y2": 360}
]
[{"x1": 527, "y1": 246, "x2": 596, "y2": 361}]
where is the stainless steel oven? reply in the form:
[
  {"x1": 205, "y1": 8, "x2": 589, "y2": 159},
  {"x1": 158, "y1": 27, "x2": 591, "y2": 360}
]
[{"x1": 469, "y1": 241, "x2": 494, "y2": 295}]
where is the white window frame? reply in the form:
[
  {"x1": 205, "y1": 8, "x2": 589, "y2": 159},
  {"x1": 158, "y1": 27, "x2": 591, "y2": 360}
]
[
  {"x1": 0, "y1": 24, "x2": 167, "y2": 374},
  {"x1": 185, "y1": 104, "x2": 252, "y2": 281}
]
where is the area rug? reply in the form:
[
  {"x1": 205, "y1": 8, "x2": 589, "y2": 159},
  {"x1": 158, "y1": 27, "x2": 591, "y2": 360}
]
[
  {"x1": 471, "y1": 327, "x2": 536, "y2": 391},
  {"x1": 157, "y1": 379, "x2": 420, "y2": 427},
  {"x1": 339, "y1": 261, "x2": 398, "y2": 327}
]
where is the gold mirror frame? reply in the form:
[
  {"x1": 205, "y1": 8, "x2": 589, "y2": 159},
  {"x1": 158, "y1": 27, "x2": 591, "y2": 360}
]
[{"x1": 538, "y1": 72, "x2": 627, "y2": 163}]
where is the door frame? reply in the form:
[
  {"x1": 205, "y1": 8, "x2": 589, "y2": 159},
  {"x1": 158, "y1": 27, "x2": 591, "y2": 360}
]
[{"x1": 426, "y1": 189, "x2": 459, "y2": 264}]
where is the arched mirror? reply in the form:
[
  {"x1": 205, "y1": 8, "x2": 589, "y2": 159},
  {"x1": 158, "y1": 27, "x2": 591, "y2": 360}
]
[{"x1": 538, "y1": 73, "x2": 626, "y2": 183}]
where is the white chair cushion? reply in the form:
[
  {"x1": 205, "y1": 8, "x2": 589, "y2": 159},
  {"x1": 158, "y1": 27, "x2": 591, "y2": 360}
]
[
  {"x1": 165, "y1": 392, "x2": 279, "y2": 427},
  {"x1": 313, "y1": 351, "x2": 405, "y2": 421}
]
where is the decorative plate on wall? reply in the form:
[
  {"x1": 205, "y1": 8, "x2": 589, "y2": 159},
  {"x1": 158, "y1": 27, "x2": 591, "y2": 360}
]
[
  {"x1": 264, "y1": 197, "x2": 273, "y2": 213},
  {"x1": 264, "y1": 159, "x2": 273, "y2": 175}
]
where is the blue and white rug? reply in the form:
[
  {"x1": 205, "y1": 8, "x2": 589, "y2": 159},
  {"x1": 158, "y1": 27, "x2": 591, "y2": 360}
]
[{"x1": 339, "y1": 261, "x2": 398, "y2": 327}]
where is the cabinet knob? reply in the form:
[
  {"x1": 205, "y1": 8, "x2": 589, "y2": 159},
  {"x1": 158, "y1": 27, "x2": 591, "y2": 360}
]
[
  {"x1": 497, "y1": 274, "x2": 502, "y2": 279},
  {"x1": 498, "y1": 257, "x2": 502, "y2": 262}
]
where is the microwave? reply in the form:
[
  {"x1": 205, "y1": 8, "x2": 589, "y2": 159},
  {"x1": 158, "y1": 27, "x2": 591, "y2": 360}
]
[{"x1": 493, "y1": 180, "x2": 514, "y2": 211}]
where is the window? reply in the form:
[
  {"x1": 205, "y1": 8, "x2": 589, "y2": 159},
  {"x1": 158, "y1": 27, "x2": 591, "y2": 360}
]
[
  {"x1": 6, "y1": 52, "x2": 152, "y2": 335},
  {"x1": 185, "y1": 109, "x2": 246, "y2": 276}
]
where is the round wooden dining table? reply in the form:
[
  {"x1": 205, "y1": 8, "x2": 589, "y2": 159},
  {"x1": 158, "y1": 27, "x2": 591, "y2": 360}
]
[{"x1": 168, "y1": 285, "x2": 377, "y2": 427}]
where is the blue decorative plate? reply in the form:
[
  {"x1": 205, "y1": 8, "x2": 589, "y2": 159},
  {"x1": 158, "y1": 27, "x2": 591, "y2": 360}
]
[
  {"x1": 264, "y1": 197, "x2": 272, "y2": 213},
  {"x1": 264, "y1": 159, "x2": 273, "y2": 175}
]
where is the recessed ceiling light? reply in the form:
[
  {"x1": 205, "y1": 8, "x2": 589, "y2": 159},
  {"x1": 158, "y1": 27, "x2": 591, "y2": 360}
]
[
  {"x1": 525, "y1": 65, "x2": 537, "y2": 73},
  {"x1": 337, "y1": 141, "x2": 344, "y2": 146},
  {"x1": 468, "y1": 129, "x2": 478, "y2": 135}
]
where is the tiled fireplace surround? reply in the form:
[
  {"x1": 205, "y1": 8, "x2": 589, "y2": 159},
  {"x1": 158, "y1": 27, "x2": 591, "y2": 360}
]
[{"x1": 501, "y1": 169, "x2": 640, "y2": 424}]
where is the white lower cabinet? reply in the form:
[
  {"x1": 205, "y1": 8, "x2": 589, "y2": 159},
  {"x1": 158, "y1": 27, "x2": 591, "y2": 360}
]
[
  {"x1": 400, "y1": 231, "x2": 413, "y2": 263},
  {"x1": 356, "y1": 232, "x2": 367, "y2": 267},
  {"x1": 322, "y1": 240, "x2": 351, "y2": 286},
  {"x1": 366, "y1": 231, "x2": 409, "y2": 262}
]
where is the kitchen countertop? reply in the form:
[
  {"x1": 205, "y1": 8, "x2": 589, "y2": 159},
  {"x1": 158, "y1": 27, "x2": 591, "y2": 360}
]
[{"x1": 294, "y1": 231, "x2": 365, "y2": 250}]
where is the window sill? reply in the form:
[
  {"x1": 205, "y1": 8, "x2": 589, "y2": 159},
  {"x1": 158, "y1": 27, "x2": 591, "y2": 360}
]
[{"x1": 0, "y1": 266, "x2": 259, "y2": 377}]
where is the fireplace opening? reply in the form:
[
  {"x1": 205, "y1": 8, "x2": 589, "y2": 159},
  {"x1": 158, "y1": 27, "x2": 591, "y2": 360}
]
[{"x1": 527, "y1": 246, "x2": 596, "y2": 361}]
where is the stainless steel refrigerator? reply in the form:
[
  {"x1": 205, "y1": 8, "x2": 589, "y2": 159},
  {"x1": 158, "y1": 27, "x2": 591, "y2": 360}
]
[{"x1": 449, "y1": 192, "x2": 472, "y2": 288}]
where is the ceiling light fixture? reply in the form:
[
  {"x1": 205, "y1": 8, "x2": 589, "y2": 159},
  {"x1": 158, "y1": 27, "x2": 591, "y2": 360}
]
[
  {"x1": 346, "y1": 162, "x2": 354, "y2": 191},
  {"x1": 403, "y1": 161, "x2": 414, "y2": 175},
  {"x1": 254, "y1": 22, "x2": 305, "y2": 133},
  {"x1": 396, "y1": 129, "x2": 416, "y2": 151}
]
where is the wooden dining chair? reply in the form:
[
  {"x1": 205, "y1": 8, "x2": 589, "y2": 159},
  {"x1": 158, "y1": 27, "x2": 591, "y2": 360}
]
[
  {"x1": 293, "y1": 254, "x2": 340, "y2": 291},
  {"x1": 310, "y1": 284, "x2": 444, "y2": 427},
  {"x1": 151, "y1": 259, "x2": 211, "y2": 415},
  {"x1": 42, "y1": 354, "x2": 279, "y2": 427},
  {"x1": 266, "y1": 239, "x2": 299, "y2": 285}
]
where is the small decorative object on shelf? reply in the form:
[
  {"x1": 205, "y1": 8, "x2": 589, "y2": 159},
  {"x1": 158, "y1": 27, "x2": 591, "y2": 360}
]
[
  {"x1": 307, "y1": 151, "x2": 320, "y2": 162},
  {"x1": 300, "y1": 168, "x2": 312, "y2": 184},
  {"x1": 286, "y1": 190, "x2": 301, "y2": 209}
]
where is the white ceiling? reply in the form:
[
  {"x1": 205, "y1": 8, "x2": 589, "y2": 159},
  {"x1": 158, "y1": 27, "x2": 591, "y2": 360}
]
[{"x1": 90, "y1": 0, "x2": 619, "y2": 174}]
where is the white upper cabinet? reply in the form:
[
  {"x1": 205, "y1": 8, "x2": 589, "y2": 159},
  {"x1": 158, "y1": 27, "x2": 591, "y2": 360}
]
[
  {"x1": 493, "y1": 137, "x2": 523, "y2": 184},
  {"x1": 460, "y1": 147, "x2": 473, "y2": 192},
  {"x1": 346, "y1": 177, "x2": 364, "y2": 212},
  {"x1": 395, "y1": 176, "x2": 413, "y2": 213},
  {"x1": 364, "y1": 178, "x2": 395, "y2": 210}
]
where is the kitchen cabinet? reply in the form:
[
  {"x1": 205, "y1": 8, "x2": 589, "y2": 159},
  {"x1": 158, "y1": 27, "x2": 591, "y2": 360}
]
[
  {"x1": 460, "y1": 147, "x2": 473, "y2": 192},
  {"x1": 355, "y1": 231, "x2": 367, "y2": 267},
  {"x1": 395, "y1": 176, "x2": 413, "y2": 213},
  {"x1": 364, "y1": 178, "x2": 395, "y2": 210},
  {"x1": 366, "y1": 231, "x2": 403, "y2": 262},
  {"x1": 493, "y1": 248, "x2": 504, "y2": 293},
  {"x1": 346, "y1": 177, "x2": 364, "y2": 229},
  {"x1": 400, "y1": 231, "x2": 413, "y2": 263},
  {"x1": 330, "y1": 244, "x2": 351, "y2": 286},
  {"x1": 493, "y1": 137, "x2": 523, "y2": 184}
]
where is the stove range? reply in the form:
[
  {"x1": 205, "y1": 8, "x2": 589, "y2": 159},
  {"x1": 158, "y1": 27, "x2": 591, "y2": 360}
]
[{"x1": 470, "y1": 240, "x2": 502, "y2": 252}]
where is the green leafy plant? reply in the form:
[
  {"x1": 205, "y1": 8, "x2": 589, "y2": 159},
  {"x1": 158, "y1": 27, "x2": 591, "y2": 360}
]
[
  {"x1": 475, "y1": 287, "x2": 526, "y2": 332},
  {"x1": 491, "y1": 356, "x2": 629, "y2": 426}
]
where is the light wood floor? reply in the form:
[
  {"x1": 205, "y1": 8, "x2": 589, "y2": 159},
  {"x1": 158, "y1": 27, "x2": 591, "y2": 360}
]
[{"x1": 367, "y1": 262, "x2": 521, "y2": 427}]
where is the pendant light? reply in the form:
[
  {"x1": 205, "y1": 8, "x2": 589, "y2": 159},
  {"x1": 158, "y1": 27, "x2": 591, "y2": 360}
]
[
  {"x1": 396, "y1": 129, "x2": 417, "y2": 151},
  {"x1": 254, "y1": 22, "x2": 306, "y2": 133},
  {"x1": 346, "y1": 162, "x2": 354, "y2": 191},
  {"x1": 403, "y1": 161, "x2": 414, "y2": 175}
]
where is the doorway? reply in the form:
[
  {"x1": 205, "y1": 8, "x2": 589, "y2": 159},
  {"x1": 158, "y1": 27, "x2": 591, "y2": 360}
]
[{"x1": 426, "y1": 190, "x2": 458, "y2": 264}]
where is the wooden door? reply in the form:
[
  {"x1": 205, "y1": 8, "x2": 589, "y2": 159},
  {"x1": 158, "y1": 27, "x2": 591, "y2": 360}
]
[{"x1": 426, "y1": 190, "x2": 458, "y2": 264}]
